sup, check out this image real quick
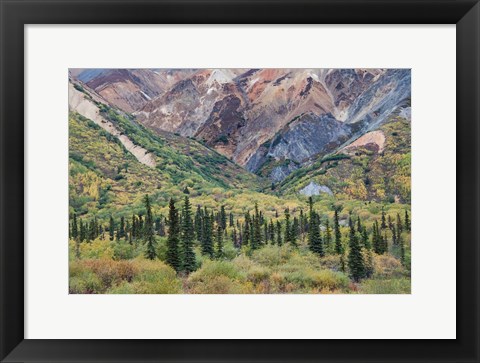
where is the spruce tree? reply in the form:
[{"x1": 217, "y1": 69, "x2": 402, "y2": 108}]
[
  {"x1": 220, "y1": 205, "x2": 227, "y2": 230},
  {"x1": 383, "y1": 231, "x2": 388, "y2": 254},
  {"x1": 215, "y1": 224, "x2": 224, "y2": 258},
  {"x1": 181, "y1": 195, "x2": 196, "y2": 273},
  {"x1": 143, "y1": 195, "x2": 157, "y2": 260},
  {"x1": 292, "y1": 217, "x2": 300, "y2": 243},
  {"x1": 308, "y1": 209, "x2": 324, "y2": 256},
  {"x1": 284, "y1": 208, "x2": 294, "y2": 246},
  {"x1": 381, "y1": 208, "x2": 387, "y2": 229},
  {"x1": 405, "y1": 210, "x2": 411, "y2": 231},
  {"x1": 347, "y1": 218, "x2": 365, "y2": 282},
  {"x1": 276, "y1": 220, "x2": 282, "y2": 246},
  {"x1": 396, "y1": 213, "x2": 403, "y2": 234},
  {"x1": 398, "y1": 226, "x2": 405, "y2": 265},
  {"x1": 232, "y1": 228, "x2": 239, "y2": 248},
  {"x1": 229, "y1": 212, "x2": 234, "y2": 228},
  {"x1": 362, "y1": 226, "x2": 371, "y2": 249},
  {"x1": 251, "y1": 203, "x2": 262, "y2": 250},
  {"x1": 201, "y1": 208, "x2": 214, "y2": 257},
  {"x1": 243, "y1": 212, "x2": 252, "y2": 247},
  {"x1": 109, "y1": 216, "x2": 115, "y2": 241},
  {"x1": 194, "y1": 206, "x2": 202, "y2": 241},
  {"x1": 356, "y1": 216, "x2": 362, "y2": 234},
  {"x1": 268, "y1": 219, "x2": 275, "y2": 244},
  {"x1": 72, "y1": 213, "x2": 78, "y2": 240},
  {"x1": 324, "y1": 219, "x2": 332, "y2": 253},
  {"x1": 372, "y1": 221, "x2": 382, "y2": 254},
  {"x1": 131, "y1": 214, "x2": 137, "y2": 240},
  {"x1": 119, "y1": 216, "x2": 125, "y2": 239},
  {"x1": 334, "y1": 210, "x2": 342, "y2": 254},
  {"x1": 138, "y1": 215, "x2": 144, "y2": 237},
  {"x1": 391, "y1": 223, "x2": 397, "y2": 245},
  {"x1": 387, "y1": 214, "x2": 393, "y2": 230},
  {"x1": 264, "y1": 222, "x2": 268, "y2": 244},
  {"x1": 166, "y1": 198, "x2": 181, "y2": 272}
]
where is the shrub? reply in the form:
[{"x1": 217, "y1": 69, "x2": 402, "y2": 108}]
[
  {"x1": 250, "y1": 244, "x2": 293, "y2": 267},
  {"x1": 113, "y1": 241, "x2": 137, "y2": 260},
  {"x1": 129, "y1": 259, "x2": 182, "y2": 294},
  {"x1": 69, "y1": 271, "x2": 102, "y2": 294},
  {"x1": 358, "y1": 278, "x2": 411, "y2": 294},
  {"x1": 79, "y1": 238, "x2": 114, "y2": 259},
  {"x1": 187, "y1": 260, "x2": 252, "y2": 294},
  {"x1": 373, "y1": 254, "x2": 406, "y2": 278}
]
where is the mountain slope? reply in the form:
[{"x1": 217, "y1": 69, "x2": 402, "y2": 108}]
[
  {"x1": 68, "y1": 80, "x2": 265, "y2": 218},
  {"x1": 70, "y1": 68, "x2": 411, "y2": 186},
  {"x1": 277, "y1": 112, "x2": 411, "y2": 203}
]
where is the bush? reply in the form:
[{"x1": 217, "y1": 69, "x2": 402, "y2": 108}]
[
  {"x1": 187, "y1": 260, "x2": 251, "y2": 294},
  {"x1": 113, "y1": 241, "x2": 137, "y2": 260},
  {"x1": 250, "y1": 244, "x2": 293, "y2": 267},
  {"x1": 79, "y1": 238, "x2": 114, "y2": 259},
  {"x1": 373, "y1": 254, "x2": 406, "y2": 278},
  {"x1": 358, "y1": 278, "x2": 411, "y2": 294},
  {"x1": 128, "y1": 259, "x2": 182, "y2": 294},
  {"x1": 69, "y1": 271, "x2": 102, "y2": 294}
]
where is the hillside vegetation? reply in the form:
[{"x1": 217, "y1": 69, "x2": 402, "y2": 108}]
[{"x1": 69, "y1": 76, "x2": 411, "y2": 294}]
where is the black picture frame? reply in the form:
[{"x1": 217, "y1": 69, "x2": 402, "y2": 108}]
[{"x1": 1, "y1": 0, "x2": 479, "y2": 362}]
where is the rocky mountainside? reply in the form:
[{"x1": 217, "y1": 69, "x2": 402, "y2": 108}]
[{"x1": 70, "y1": 68, "x2": 411, "y2": 183}]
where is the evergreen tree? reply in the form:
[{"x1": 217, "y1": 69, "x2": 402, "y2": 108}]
[
  {"x1": 362, "y1": 226, "x2": 371, "y2": 249},
  {"x1": 334, "y1": 210, "x2": 342, "y2": 254},
  {"x1": 181, "y1": 195, "x2": 196, "y2": 273},
  {"x1": 251, "y1": 203, "x2": 262, "y2": 250},
  {"x1": 292, "y1": 217, "x2": 300, "y2": 242},
  {"x1": 372, "y1": 220, "x2": 385, "y2": 254},
  {"x1": 119, "y1": 216, "x2": 125, "y2": 239},
  {"x1": 276, "y1": 220, "x2": 282, "y2": 246},
  {"x1": 194, "y1": 206, "x2": 203, "y2": 241},
  {"x1": 387, "y1": 214, "x2": 393, "y2": 230},
  {"x1": 405, "y1": 210, "x2": 411, "y2": 231},
  {"x1": 264, "y1": 222, "x2": 268, "y2": 244},
  {"x1": 143, "y1": 195, "x2": 157, "y2": 260},
  {"x1": 243, "y1": 212, "x2": 252, "y2": 247},
  {"x1": 324, "y1": 219, "x2": 332, "y2": 252},
  {"x1": 268, "y1": 219, "x2": 275, "y2": 244},
  {"x1": 381, "y1": 208, "x2": 387, "y2": 229},
  {"x1": 72, "y1": 213, "x2": 78, "y2": 240},
  {"x1": 220, "y1": 205, "x2": 227, "y2": 230},
  {"x1": 396, "y1": 213, "x2": 403, "y2": 234},
  {"x1": 229, "y1": 212, "x2": 234, "y2": 228},
  {"x1": 391, "y1": 223, "x2": 397, "y2": 245},
  {"x1": 356, "y1": 216, "x2": 362, "y2": 234},
  {"x1": 109, "y1": 216, "x2": 115, "y2": 241},
  {"x1": 308, "y1": 208, "x2": 324, "y2": 256},
  {"x1": 398, "y1": 226, "x2": 405, "y2": 265},
  {"x1": 284, "y1": 208, "x2": 295, "y2": 246},
  {"x1": 383, "y1": 231, "x2": 388, "y2": 254},
  {"x1": 201, "y1": 208, "x2": 214, "y2": 257},
  {"x1": 166, "y1": 198, "x2": 181, "y2": 272},
  {"x1": 215, "y1": 224, "x2": 224, "y2": 258},
  {"x1": 138, "y1": 215, "x2": 144, "y2": 237},
  {"x1": 131, "y1": 214, "x2": 137, "y2": 240},
  {"x1": 347, "y1": 218, "x2": 365, "y2": 282},
  {"x1": 183, "y1": 186, "x2": 190, "y2": 194},
  {"x1": 232, "y1": 228, "x2": 239, "y2": 248}
]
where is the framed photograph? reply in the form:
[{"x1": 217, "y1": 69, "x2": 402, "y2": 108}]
[{"x1": 1, "y1": 0, "x2": 479, "y2": 362}]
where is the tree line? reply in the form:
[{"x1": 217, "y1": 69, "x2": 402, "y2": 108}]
[{"x1": 70, "y1": 195, "x2": 410, "y2": 281}]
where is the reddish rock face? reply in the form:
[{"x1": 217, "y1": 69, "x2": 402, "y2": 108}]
[{"x1": 71, "y1": 68, "x2": 411, "y2": 181}]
